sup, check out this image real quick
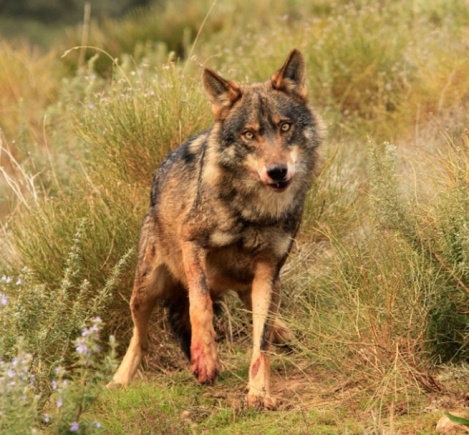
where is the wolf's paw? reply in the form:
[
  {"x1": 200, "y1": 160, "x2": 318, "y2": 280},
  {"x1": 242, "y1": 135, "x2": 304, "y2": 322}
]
[
  {"x1": 106, "y1": 380, "x2": 125, "y2": 389},
  {"x1": 271, "y1": 319, "x2": 293, "y2": 348},
  {"x1": 246, "y1": 393, "x2": 277, "y2": 410},
  {"x1": 190, "y1": 341, "x2": 220, "y2": 385}
]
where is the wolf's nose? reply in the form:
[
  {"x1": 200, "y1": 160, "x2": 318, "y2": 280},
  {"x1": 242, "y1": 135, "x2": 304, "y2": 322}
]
[{"x1": 267, "y1": 164, "x2": 288, "y2": 182}]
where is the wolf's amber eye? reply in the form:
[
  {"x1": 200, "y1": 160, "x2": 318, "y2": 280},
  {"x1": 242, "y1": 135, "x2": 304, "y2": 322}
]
[
  {"x1": 242, "y1": 131, "x2": 254, "y2": 140},
  {"x1": 280, "y1": 122, "x2": 292, "y2": 133}
]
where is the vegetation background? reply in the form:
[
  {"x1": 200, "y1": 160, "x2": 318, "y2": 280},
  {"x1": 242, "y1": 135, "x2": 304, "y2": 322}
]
[{"x1": 0, "y1": 0, "x2": 468, "y2": 433}]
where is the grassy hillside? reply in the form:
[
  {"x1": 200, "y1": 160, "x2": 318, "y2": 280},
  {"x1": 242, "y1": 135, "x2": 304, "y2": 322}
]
[{"x1": 0, "y1": 0, "x2": 468, "y2": 433}]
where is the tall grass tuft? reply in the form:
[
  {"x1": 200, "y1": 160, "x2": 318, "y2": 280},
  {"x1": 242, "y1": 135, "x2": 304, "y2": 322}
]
[
  {"x1": 368, "y1": 137, "x2": 469, "y2": 363},
  {"x1": 79, "y1": 59, "x2": 211, "y2": 186},
  {"x1": 283, "y1": 126, "x2": 468, "y2": 409},
  {"x1": 419, "y1": 132, "x2": 469, "y2": 362}
]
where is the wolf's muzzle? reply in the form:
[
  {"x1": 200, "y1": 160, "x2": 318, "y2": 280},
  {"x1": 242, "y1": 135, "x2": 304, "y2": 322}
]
[
  {"x1": 266, "y1": 163, "x2": 291, "y2": 192},
  {"x1": 267, "y1": 163, "x2": 288, "y2": 182}
]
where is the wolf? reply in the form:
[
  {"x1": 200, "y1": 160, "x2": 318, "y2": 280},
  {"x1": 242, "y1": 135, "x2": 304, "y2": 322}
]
[{"x1": 108, "y1": 49, "x2": 322, "y2": 409}]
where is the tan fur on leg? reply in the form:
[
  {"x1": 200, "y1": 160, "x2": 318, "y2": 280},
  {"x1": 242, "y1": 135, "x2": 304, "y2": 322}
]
[{"x1": 246, "y1": 260, "x2": 280, "y2": 409}]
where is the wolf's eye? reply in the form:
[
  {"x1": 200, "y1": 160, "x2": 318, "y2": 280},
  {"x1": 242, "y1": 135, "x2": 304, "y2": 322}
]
[
  {"x1": 280, "y1": 122, "x2": 292, "y2": 133},
  {"x1": 242, "y1": 131, "x2": 255, "y2": 140}
]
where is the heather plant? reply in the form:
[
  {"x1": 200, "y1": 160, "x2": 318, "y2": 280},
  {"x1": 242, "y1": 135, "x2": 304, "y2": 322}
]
[
  {"x1": 1, "y1": 220, "x2": 133, "y2": 359},
  {"x1": 0, "y1": 317, "x2": 116, "y2": 434},
  {"x1": 44, "y1": 317, "x2": 117, "y2": 434},
  {"x1": 0, "y1": 345, "x2": 39, "y2": 433},
  {"x1": 0, "y1": 226, "x2": 130, "y2": 433}
]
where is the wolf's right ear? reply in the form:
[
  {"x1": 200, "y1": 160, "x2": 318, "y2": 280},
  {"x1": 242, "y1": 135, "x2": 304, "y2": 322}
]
[{"x1": 203, "y1": 68, "x2": 242, "y2": 119}]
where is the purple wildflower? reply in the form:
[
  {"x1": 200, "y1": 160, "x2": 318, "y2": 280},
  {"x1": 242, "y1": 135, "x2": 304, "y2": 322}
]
[
  {"x1": 0, "y1": 293, "x2": 8, "y2": 306},
  {"x1": 75, "y1": 339, "x2": 90, "y2": 356}
]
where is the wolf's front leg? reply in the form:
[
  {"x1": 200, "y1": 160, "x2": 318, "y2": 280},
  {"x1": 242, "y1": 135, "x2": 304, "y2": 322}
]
[
  {"x1": 182, "y1": 242, "x2": 220, "y2": 385},
  {"x1": 246, "y1": 260, "x2": 281, "y2": 409}
]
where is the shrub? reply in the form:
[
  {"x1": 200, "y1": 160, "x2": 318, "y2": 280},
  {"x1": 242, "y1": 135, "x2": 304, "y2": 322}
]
[{"x1": 0, "y1": 314, "x2": 117, "y2": 433}]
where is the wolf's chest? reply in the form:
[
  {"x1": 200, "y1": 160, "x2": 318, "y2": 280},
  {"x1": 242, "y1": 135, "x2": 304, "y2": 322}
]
[
  {"x1": 209, "y1": 226, "x2": 264, "y2": 251},
  {"x1": 204, "y1": 226, "x2": 291, "y2": 292},
  {"x1": 208, "y1": 223, "x2": 292, "y2": 259}
]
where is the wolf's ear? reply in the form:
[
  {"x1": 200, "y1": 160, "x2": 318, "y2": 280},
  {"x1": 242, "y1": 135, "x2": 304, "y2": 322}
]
[
  {"x1": 203, "y1": 68, "x2": 242, "y2": 119},
  {"x1": 271, "y1": 49, "x2": 307, "y2": 99}
]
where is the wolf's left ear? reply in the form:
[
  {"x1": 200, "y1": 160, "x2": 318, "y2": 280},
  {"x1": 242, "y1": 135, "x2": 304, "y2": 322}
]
[
  {"x1": 203, "y1": 68, "x2": 242, "y2": 119},
  {"x1": 271, "y1": 49, "x2": 307, "y2": 99}
]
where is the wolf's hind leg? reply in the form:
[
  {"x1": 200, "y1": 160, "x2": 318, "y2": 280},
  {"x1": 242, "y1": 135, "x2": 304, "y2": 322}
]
[
  {"x1": 167, "y1": 285, "x2": 191, "y2": 360},
  {"x1": 108, "y1": 251, "x2": 171, "y2": 387}
]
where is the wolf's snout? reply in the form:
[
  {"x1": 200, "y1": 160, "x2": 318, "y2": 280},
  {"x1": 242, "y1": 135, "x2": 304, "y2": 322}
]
[
  {"x1": 267, "y1": 164, "x2": 288, "y2": 182},
  {"x1": 264, "y1": 163, "x2": 292, "y2": 193}
]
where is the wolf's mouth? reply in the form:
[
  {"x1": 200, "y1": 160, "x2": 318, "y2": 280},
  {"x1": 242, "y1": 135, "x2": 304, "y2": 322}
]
[{"x1": 267, "y1": 179, "x2": 292, "y2": 193}]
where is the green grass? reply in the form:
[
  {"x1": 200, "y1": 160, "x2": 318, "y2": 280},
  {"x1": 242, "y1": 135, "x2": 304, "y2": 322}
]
[
  {"x1": 92, "y1": 368, "x2": 442, "y2": 434},
  {"x1": 94, "y1": 377, "x2": 361, "y2": 434},
  {"x1": 0, "y1": 0, "x2": 468, "y2": 432}
]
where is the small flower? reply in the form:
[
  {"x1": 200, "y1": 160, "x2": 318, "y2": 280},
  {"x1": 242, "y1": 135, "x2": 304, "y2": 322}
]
[
  {"x1": 56, "y1": 397, "x2": 63, "y2": 408},
  {"x1": 92, "y1": 316, "x2": 102, "y2": 326},
  {"x1": 16, "y1": 278, "x2": 22, "y2": 285},
  {"x1": 93, "y1": 421, "x2": 102, "y2": 428},
  {"x1": 1, "y1": 275, "x2": 12, "y2": 284},
  {"x1": 70, "y1": 422, "x2": 79, "y2": 432},
  {"x1": 0, "y1": 293, "x2": 8, "y2": 306},
  {"x1": 51, "y1": 380, "x2": 58, "y2": 390},
  {"x1": 81, "y1": 317, "x2": 102, "y2": 337},
  {"x1": 75, "y1": 339, "x2": 90, "y2": 356},
  {"x1": 43, "y1": 413, "x2": 51, "y2": 423}
]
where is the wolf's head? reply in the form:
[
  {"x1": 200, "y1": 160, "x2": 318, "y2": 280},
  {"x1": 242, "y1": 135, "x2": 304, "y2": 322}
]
[{"x1": 202, "y1": 50, "x2": 321, "y2": 201}]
